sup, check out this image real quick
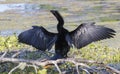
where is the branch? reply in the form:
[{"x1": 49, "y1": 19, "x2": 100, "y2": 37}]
[
  {"x1": 105, "y1": 65, "x2": 120, "y2": 74},
  {"x1": 0, "y1": 51, "x2": 120, "y2": 74}
]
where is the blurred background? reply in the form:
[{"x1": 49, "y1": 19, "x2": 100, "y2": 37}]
[{"x1": 0, "y1": 0, "x2": 119, "y2": 48}]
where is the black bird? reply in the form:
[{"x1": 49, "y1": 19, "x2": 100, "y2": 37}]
[{"x1": 18, "y1": 10, "x2": 116, "y2": 60}]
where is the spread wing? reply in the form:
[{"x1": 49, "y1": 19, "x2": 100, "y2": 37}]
[
  {"x1": 18, "y1": 26, "x2": 57, "y2": 51},
  {"x1": 69, "y1": 22, "x2": 116, "y2": 49}
]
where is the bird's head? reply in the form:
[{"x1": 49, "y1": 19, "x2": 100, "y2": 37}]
[
  {"x1": 50, "y1": 10, "x2": 59, "y2": 17},
  {"x1": 50, "y1": 10, "x2": 64, "y2": 27}
]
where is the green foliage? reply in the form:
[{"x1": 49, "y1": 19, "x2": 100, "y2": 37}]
[
  {"x1": 69, "y1": 42, "x2": 120, "y2": 63},
  {"x1": 38, "y1": 69, "x2": 47, "y2": 74},
  {"x1": 0, "y1": 35, "x2": 23, "y2": 51}
]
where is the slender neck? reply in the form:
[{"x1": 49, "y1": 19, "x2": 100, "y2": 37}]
[{"x1": 51, "y1": 10, "x2": 64, "y2": 32}]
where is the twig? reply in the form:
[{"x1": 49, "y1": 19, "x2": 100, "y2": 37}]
[
  {"x1": 81, "y1": 68, "x2": 90, "y2": 74},
  {"x1": 26, "y1": 64, "x2": 39, "y2": 74},
  {"x1": 51, "y1": 61, "x2": 62, "y2": 74},
  {"x1": 105, "y1": 65, "x2": 120, "y2": 74},
  {"x1": 0, "y1": 51, "x2": 7, "y2": 59},
  {"x1": 12, "y1": 50, "x2": 22, "y2": 58},
  {"x1": 75, "y1": 64, "x2": 80, "y2": 74},
  {"x1": 33, "y1": 64, "x2": 38, "y2": 74},
  {"x1": 8, "y1": 63, "x2": 22, "y2": 74}
]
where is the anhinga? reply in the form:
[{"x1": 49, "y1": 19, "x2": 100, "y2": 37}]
[{"x1": 18, "y1": 10, "x2": 116, "y2": 60}]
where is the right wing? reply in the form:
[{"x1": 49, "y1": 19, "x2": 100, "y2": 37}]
[
  {"x1": 18, "y1": 26, "x2": 57, "y2": 51},
  {"x1": 69, "y1": 22, "x2": 116, "y2": 49}
]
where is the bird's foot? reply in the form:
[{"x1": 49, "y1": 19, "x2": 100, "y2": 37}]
[{"x1": 49, "y1": 54, "x2": 67, "y2": 60}]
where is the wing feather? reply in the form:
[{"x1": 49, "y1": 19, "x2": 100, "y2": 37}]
[
  {"x1": 18, "y1": 26, "x2": 57, "y2": 51},
  {"x1": 69, "y1": 22, "x2": 116, "y2": 49}
]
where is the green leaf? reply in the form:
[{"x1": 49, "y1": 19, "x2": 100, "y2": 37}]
[{"x1": 38, "y1": 69, "x2": 47, "y2": 74}]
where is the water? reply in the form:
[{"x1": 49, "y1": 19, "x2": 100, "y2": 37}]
[
  {"x1": 0, "y1": 3, "x2": 41, "y2": 13},
  {"x1": 0, "y1": 30, "x2": 22, "y2": 36}
]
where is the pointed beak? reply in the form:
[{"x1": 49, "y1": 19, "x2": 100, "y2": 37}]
[{"x1": 50, "y1": 10, "x2": 58, "y2": 14}]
